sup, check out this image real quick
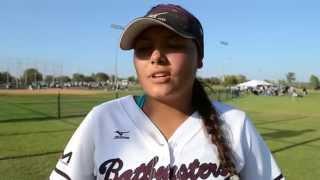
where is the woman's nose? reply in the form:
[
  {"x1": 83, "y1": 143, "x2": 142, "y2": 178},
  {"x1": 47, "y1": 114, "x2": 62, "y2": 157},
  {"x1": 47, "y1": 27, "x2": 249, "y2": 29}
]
[
  {"x1": 150, "y1": 49, "x2": 167, "y2": 65},
  {"x1": 150, "y1": 49, "x2": 161, "y2": 61}
]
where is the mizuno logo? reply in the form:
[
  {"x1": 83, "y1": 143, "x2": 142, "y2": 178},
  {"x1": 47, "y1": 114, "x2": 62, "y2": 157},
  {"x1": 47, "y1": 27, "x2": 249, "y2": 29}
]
[{"x1": 114, "y1": 130, "x2": 130, "y2": 139}]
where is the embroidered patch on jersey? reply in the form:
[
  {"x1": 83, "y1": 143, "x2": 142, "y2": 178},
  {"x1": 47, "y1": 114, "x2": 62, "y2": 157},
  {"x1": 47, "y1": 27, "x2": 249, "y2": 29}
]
[{"x1": 114, "y1": 130, "x2": 130, "y2": 139}]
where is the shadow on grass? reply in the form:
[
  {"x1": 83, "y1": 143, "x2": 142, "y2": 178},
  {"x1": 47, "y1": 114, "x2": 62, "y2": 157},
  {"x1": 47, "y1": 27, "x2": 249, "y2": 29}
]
[
  {"x1": 1, "y1": 100, "x2": 87, "y2": 123},
  {"x1": 262, "y1": 129, "x2": 316, "y2": 139},
  {"x1": 59, "y1": 118, "x2": 83, "y2": 126},
  {"x1": 0, "y1": 116, "x2": 57, "y2": 123},
  {"x1": 0, "y1": 129, "x2": 74, "y2": 137},
  {"x1": 259, "y1": 127, "x2": 320, "y2": 154},
  {"x1": 5, "y1": 101, "x2": 56, "y2": 119},
  {"x1": 0, "y1": 150, "x2": 62, "y2": 161},
  {"x1": 0, "y1": 114, "x2": 85, "y2": 124},
  {"x1": 255, "y1": 115, "x2": 309, "y2": 125},
  {"x1": 272, "y1": 137, "x2": 320, "y2": 154}
]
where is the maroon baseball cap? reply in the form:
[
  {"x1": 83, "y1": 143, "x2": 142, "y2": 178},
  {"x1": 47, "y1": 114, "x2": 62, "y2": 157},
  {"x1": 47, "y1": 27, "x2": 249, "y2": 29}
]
[{"x1": 120, "y1": 4, "x2": 204, "y2": 60}]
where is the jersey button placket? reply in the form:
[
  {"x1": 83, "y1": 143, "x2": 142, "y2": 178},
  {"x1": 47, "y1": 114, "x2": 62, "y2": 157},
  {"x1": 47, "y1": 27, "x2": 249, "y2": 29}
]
[{"x1": 155, "y1": 140, "x2": 171, "y2": 168}]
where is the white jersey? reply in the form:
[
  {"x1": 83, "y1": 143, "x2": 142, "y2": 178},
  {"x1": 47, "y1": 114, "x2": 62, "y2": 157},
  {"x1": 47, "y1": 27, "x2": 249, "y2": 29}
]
[{"x1": 50, "y1": 95, "x2": 284, "y2": 180}]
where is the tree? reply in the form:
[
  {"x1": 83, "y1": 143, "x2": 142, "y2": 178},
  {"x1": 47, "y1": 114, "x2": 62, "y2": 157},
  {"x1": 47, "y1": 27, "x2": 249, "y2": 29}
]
[
  {"x1": 22, "y1": 68, "x2": 43, "y2": 85},
  {"x1": 95, "y1": 72, "x2": 109, "y2": 82},
  {"x1": 56, "y1": 76, "x2": 71, "y2": 83},
  {"x1": 0, "y1": 72, "x2": 15, "y2": 84},
  {"x1": 84, "y1": 75, "x2": 95, "y2": 82},
  {"x1": 286, "y1": 72, "x2": 296, "y2": 84},
  {"x1": 202, "y1": 77, "x2": 212, "y2": 85},
  {"x1": 209, "y1": 77, "x2": 221, "y2": 85},
  {"x1": 110, "y1": 75, "x2": 116, "y2": 82},
  {"x1": 278, "y1": 79, "x2": 287, "y2": 86},
  {"x1": 199, "y1": 77, "x2": 221, "y2": 85},
  {"x1": 223, "y1": 75, "x2": 239, "y2": 86},
  {"x1": 236, "y1": 75, "x2": 247, "y2": 84},
  {"x1": 44, "y1": 75, "x2": 54, "y2": 84},
  {"x1": 310, "y1": 75, "x2": 320, "y2": 89},
  {"x1": 72, "y1": 73, "x2": 85, "y2": 82},
  {"x1": 127, "y1": 76, "x2": 136, "y2": 83}
]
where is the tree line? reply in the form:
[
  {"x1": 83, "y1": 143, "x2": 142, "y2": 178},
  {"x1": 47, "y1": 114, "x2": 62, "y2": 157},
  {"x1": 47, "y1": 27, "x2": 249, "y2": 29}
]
[
  {"x1": 0, "y1": 68, "x2": 136, "y2": 88},
  {"x1": 284, "y1": 72, "x2": 320, "y2": 90},
  {"x1": 0, "y1": 68, "x2": 319, "y2": 89}
]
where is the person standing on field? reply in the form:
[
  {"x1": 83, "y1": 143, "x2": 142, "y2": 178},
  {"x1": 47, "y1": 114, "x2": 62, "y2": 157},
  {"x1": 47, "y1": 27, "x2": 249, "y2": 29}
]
[{"x1": 50, "y1": 4, "x2": 284, "y2": 180}]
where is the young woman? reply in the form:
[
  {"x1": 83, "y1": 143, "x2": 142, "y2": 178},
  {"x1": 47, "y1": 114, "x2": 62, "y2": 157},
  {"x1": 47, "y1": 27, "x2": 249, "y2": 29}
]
[{"x1": 50, "y1": 4, "x2": 284, "y2": 180}]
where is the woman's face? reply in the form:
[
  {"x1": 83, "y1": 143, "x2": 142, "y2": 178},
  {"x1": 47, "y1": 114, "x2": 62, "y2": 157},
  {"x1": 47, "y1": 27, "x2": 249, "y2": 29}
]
[{"x1": 133, "y1": 26, "x2": 201, "y2": 101}]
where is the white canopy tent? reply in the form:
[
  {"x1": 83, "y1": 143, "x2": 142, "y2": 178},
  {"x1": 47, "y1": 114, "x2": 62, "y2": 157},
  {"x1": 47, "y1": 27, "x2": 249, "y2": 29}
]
[{"x1": 236, "y1": 80, "x2": 273, "y2": 90}]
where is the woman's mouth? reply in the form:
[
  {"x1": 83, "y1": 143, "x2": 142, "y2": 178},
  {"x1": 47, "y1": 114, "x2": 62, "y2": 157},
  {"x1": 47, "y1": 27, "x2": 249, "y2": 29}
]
[
  {"x1": 152, "y1": 72, "x2": 168, "y2": 78},
  {"x1": 150, "y1": 72, "x2": 170, "y2": 83}
]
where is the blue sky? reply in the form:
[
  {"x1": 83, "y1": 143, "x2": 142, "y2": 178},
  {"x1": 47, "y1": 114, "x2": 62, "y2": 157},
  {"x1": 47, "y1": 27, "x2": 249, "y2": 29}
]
[{"x1": 0, "y1": 0, "x2": 319, "y2": 81}]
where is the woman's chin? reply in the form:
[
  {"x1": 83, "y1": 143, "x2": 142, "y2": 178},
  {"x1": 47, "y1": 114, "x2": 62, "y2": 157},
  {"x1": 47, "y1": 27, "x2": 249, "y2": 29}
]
[{"x1": 145, "y1": 86, "x2": 175, "y2": 100}]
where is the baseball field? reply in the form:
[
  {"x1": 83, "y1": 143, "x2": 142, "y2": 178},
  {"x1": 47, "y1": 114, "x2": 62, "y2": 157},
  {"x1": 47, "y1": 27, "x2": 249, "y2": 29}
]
[{"x1": 0, "y1": 89, "x2": 319, "y2": 180}]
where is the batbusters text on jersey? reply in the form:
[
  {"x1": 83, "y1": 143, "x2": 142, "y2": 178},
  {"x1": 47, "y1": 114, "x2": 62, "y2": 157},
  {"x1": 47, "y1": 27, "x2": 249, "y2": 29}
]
[{"x1": 98, "y1": 156, "x2": 230, "y2": 179}]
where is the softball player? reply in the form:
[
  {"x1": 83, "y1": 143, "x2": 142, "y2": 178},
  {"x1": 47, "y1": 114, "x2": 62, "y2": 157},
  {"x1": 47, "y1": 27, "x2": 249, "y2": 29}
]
[{"x1": 50, "y1": 4, "x2": 284, "y2": 180}]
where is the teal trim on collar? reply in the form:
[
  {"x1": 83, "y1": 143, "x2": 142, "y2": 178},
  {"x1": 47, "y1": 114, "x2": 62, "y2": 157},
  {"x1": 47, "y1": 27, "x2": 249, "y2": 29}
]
[{"x1": 134, "y1": 95, "x2": 146, "y2": 109}]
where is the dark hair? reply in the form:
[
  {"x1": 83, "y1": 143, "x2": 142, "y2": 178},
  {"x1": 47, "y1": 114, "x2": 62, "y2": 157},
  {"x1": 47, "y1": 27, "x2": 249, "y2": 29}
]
[{"x1": 192, "y1": 78, "x2": 238, "y2": 176}]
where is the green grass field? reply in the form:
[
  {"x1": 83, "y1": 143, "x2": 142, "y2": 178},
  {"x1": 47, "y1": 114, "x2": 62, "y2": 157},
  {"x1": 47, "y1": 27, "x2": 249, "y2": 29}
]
[
  {"x1": 0, "y1": 91, "x2": 319, "y2": 179},
  {"x1": 226, "y1": 92, "x2": 320, "y2": 180}
]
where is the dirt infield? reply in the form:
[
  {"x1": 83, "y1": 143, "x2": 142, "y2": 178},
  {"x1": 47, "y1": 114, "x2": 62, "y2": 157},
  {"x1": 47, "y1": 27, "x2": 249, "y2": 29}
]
[{"x1": 0, "y1": 88, "x2": 111, "y2": 95}]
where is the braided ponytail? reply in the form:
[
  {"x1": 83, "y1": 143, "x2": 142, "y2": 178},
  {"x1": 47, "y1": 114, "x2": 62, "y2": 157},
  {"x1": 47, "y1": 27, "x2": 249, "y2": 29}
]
[{"x1": 192, "y1": 78, "x2": 238, "y2": 177}]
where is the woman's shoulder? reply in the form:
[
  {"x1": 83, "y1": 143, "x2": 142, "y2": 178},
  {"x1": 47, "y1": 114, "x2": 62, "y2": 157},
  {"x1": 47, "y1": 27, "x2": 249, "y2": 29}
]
[
  {"x1": 212, "y1": 101, "x2": 249, "y2": 171},
  {"x1": 83, "y1": 95, "x2": 134, "y2": 124},
  {"x1": 211, "y1": 100, "x2": 249, "y2": 141},
  {"x1": 91, "y1": 95, "x2": 134, "y2": 113},
  {"x1": 212, "y1": 100, "x2": 247, "y2": 123}
]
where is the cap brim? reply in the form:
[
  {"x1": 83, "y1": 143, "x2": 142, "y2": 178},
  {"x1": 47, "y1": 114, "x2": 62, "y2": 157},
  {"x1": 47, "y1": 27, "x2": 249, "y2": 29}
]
[{"x1": 120, "y1": 17, "x2": 195, "y2": 50}]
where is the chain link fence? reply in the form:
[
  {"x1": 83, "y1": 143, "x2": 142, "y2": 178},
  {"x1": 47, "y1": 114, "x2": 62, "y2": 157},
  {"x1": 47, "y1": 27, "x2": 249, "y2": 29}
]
[{"x1": 0, "y1": 88, "x2": 241, "y2": 122}]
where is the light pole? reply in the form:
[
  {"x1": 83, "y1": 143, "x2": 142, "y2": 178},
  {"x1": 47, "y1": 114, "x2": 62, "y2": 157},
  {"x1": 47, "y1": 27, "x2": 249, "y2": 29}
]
[{"x1": 110, "y1": 24, "x2": 125, "y2": 98}]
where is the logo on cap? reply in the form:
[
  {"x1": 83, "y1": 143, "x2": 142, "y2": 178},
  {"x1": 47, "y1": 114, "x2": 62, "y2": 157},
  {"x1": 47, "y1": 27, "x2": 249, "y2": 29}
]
[{"x1": 147, "y1": 12, "x2": 168, "y2": 22}]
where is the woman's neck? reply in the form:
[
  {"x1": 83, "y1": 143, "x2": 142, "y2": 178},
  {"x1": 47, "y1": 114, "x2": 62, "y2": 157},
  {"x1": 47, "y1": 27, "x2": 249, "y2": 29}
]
[{"x1": 142, "y1": 95, "x2": 193, "y2": 140}]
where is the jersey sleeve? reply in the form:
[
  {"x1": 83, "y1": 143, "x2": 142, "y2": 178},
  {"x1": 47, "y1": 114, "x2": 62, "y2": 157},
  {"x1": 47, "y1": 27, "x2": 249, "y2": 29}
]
[
  {"x1": 239, "y1": 117, "x2": 285, "y2": 180},
  {"x1": 49, "y1": 109, "x2": 96, "y2": 180}
]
